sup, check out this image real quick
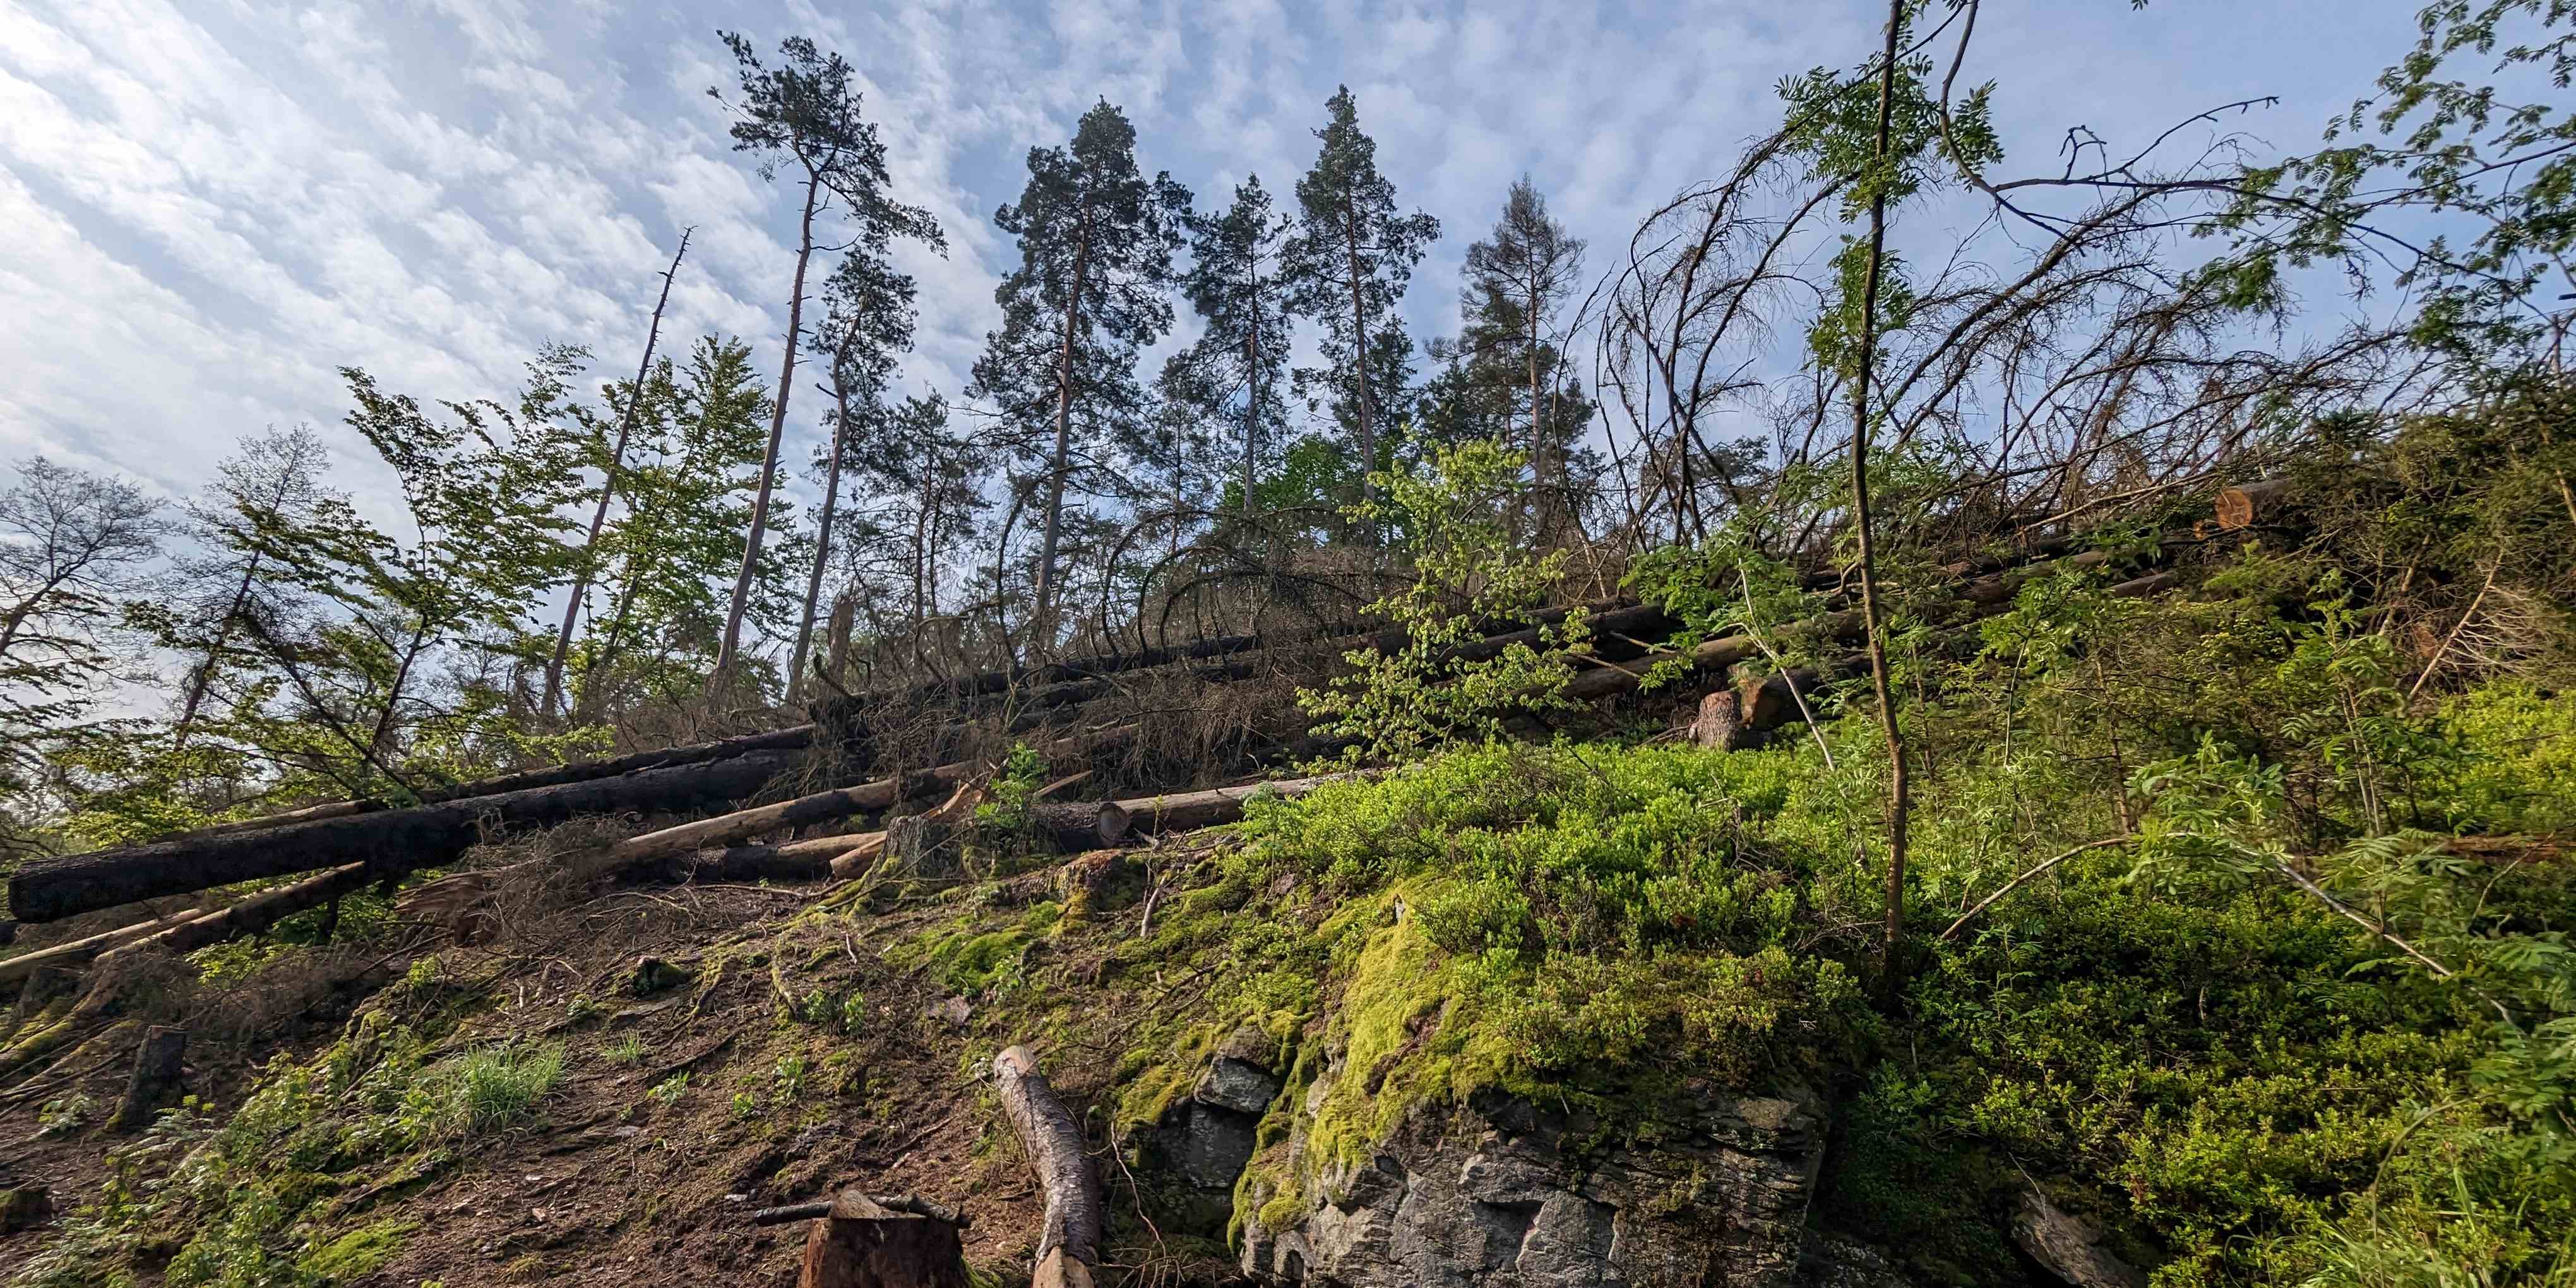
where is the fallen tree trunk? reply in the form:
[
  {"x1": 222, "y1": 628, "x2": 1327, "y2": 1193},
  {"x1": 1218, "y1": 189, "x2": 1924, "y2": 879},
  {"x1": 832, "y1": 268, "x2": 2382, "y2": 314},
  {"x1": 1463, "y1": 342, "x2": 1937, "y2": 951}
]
[
  {"x1": 810, "y1": 599, "x2": 1637, "y2": 732},
  {"x1": 1561, "y1": 550, "x2": 2137, "y2": 706},
  {"x1": 99, "y1": 863, "x2": 376, "y2": 962},
  {"x1": 561, "y1": 768, "x2": 955, "y2": 886},
  {"x1": 993, "y1": 1044, "x2": 1100, "y2": 1288},
  {"x1": 0, "y1": 906, "x2": 208, "y2": 987},
  {"x1": 1097, "y1": 775, "x2": 1345, "y2": 842},
  {"x1": 143, "y1": 726, "x2": 821, "y2": 850},
  {"x1": 686, "y1": 832, "x2": 881, "y2": 884},
  {"x1": 8, "y1": 751, "x2": 805, "y2": 923}
]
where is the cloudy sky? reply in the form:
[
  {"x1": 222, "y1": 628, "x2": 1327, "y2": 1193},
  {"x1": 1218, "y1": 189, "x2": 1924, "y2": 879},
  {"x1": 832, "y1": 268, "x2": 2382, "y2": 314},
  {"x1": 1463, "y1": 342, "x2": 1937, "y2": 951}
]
[{"x1": 3, "y1": 0, "x2": 2428, "y2": 516}]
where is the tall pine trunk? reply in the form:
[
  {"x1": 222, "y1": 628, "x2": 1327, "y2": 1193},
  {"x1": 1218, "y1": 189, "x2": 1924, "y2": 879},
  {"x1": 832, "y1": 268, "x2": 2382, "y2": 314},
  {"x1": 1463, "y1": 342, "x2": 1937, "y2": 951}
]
[
  {"x1": 1527, "y1": 266, "x2": 1544, "y2": 540},
  {"x1": 546, "y1": 230, "x2": 689, "y2": 719},
  {"x1": 713, "y1": 173, "x2": 822, "y2": 692},
  {"x1": 1033, "y1": 205, "x2": 1095, "y2": 642},
  {"x1": 1853, "y1": 0, "x2": 1914, "y2": 1004},
  {"x1": 1342, "y1": 200, "x2": 1374, "y2": 526},
  {"x1": 1244, "y1": 259, "x2": 1263, "y2": 513},
  {"x1": 786, "y1": 358, "x2": 852, "y2": 703}
]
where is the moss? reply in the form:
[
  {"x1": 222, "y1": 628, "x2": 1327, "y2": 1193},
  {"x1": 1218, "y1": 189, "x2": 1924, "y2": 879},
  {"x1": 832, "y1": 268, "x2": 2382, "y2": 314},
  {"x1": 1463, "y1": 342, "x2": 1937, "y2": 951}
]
[{"x1": 298, "y1": 1218, "x2": 415, "y2": 1282}]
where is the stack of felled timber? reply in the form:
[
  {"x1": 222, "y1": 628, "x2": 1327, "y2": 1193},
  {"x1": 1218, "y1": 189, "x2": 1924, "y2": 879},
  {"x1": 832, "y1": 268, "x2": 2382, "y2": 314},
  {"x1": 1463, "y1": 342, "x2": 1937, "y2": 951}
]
[{"x1": 2, "y1": 485, "x2": 2269, "y2": 970}]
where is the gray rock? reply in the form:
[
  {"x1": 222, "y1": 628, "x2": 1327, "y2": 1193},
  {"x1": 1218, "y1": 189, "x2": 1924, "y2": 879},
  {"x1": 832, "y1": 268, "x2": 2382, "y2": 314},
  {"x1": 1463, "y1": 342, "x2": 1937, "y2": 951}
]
[
  {"x1": 2013, "y1": 1190, "x2": 2145, "y2": 1288},
  {"x1": 1798, "y1": 1236, "x2": 1919, "y2": 1288},
  {"x1": 1197, "y1": 1055, "x2": 1285, "y2": 1115},
  {"x1": 1173, "y1": 1101, "x2": 1263, "y2": 1190},
  {"x1": 1162, "y1": 1035, "x2": 1284, "y2": 1194},
  {"x1": 1239, "y1": 1076, "x2": 1828, "y2": 1288}
]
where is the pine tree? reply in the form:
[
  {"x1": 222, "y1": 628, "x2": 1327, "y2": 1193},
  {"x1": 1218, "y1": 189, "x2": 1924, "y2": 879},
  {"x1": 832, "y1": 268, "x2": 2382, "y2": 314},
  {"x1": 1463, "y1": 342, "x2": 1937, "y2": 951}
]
[
  {"x1": 1458, "y1": 177, "x2": 1589, "y2": 535},
  {"x1": 1167, "y1": 176, "x2": 1293, "y2": 511},
  {"x1": 707, "y1": 32, "x2": 941, "y2": 693},
  {"x1": 828, "y1": 393, "x2": 986, "y2": 681},
  {"x1": 787, "y1": 224, "x2": 923, "y2": 701},
  {"x1": 1282, "y1": 86, "x2": 1440, "y2": 520},
  {"x1": 967, "y1": 99, "x2": 1191, "y2": 640}
]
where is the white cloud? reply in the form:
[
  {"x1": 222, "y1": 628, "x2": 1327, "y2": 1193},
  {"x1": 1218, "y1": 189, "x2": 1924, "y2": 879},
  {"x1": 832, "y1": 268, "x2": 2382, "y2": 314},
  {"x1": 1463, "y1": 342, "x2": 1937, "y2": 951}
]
[{"x1": 0, "y1": 0, "x2": 2431, "y2": 552}]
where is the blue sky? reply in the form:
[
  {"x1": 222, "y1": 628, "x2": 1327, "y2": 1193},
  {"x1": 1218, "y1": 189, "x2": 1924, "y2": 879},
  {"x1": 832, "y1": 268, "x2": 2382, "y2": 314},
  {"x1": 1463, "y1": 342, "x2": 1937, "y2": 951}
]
[{"x1": 2, "y1": 0, "x2": 2429, "y2": 519}]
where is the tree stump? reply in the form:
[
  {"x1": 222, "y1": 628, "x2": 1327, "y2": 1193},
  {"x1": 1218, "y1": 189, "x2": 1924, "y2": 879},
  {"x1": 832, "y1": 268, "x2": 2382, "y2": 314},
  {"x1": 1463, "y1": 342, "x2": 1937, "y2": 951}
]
[
  {"x1": 8, "y1": 966, "x2": 79, "y2": 1035},
  {"x1": 888, "y1": 813, "x2": 960, "y2": 878},
  {"x1": 0, "y1": 1185, "x2": 50, "y2": 1234},
  {"x1": 1693, "y1": 690, "x2": 1744, "y2": 750},
  {"x1": 797, "y1": 1190, "x2": 968, "y2": 1288},
  {"x1": 112, "y1": 1025, "x2": 186, "y2": 1131}
]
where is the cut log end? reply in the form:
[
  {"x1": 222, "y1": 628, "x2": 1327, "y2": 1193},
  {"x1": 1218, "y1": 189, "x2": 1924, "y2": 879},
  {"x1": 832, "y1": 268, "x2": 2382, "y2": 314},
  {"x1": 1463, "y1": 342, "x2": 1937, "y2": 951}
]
[
  {"x1": 2215, "y1": 478, "x2": 2290, "y2": 531},
  {"x1": 1693, "y1": 690, "x2": 1744, "y2": 750}
]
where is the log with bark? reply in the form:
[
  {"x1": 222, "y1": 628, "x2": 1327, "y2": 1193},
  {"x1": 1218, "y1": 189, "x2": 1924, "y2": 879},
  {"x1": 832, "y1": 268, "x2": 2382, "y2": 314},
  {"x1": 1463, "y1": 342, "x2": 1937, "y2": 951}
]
[
  {"x1": 1561, "y1": 549, "x2": 2145, "y2": 707},
  {"x1": 808, "y1": 599, "x2": 1641, "y2": 734},
  {"x1": 143, "y1": 726, "x2": 820, "y2": 850},
  {"x1": 992, "y1": 1045, "x2": 1101, "y2": 1288},
  {"x1": 102, "y1": 863, "x2": 378, "y2": 963},
  {"x1": 7, "y1": 751, "x2": 804, "y2": 923}
]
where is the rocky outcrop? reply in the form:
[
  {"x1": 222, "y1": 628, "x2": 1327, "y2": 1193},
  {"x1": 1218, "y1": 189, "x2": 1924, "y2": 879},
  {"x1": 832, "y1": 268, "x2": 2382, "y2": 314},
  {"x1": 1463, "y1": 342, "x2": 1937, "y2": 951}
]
[
  {"x1": 2013, "y1": 1190, "x2": 2145, "y2": 1288},
  {"x1": 1237, "y1": 1074, "x2": 1828, "y2": 1288},
  {"x1": 1142, "y1": 1025, "x2": 1289, "y2": 1211}
]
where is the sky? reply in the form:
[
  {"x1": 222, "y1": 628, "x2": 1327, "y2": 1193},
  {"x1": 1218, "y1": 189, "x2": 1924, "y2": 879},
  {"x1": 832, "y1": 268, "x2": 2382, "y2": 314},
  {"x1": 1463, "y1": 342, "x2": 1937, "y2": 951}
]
[{"x1": 1, "y1": 0, "x2": 2433, "y2": 524}]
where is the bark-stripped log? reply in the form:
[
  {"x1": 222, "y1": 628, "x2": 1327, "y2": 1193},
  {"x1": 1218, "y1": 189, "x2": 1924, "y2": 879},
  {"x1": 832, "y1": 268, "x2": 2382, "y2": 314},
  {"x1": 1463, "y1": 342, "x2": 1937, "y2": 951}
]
[
  {"x1": 686, "y1": 832, "x2": 882, "y2": 883},
  {"x1": 7, "y1": 751, "x2": 804, "y2": 923},
  {"x1": 992, "y1": 1045, "x2": 1100, "y2": 1288},
  {"x1": 0, "y1": 906, "x2": 207, "y2": 986},
  {"x1": 559, "y1": 767, "x2": 956, "y2": 886},
  {"x1": 1096, "y1": 774, "x2": 1346, "y2": 842},
  {"x1": 100, "y1": 862, "x2": 377, "y2": 962}
]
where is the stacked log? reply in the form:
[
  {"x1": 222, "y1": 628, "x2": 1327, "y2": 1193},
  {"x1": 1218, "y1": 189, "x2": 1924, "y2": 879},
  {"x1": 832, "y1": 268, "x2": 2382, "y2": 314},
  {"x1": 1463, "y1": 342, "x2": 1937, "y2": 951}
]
[
  {"x1": 6, "y1": 751, "x2": 804, "y2": 922},
  {"x1": 11, "y1": 521, "x2": 2219, "y2": 933}
]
